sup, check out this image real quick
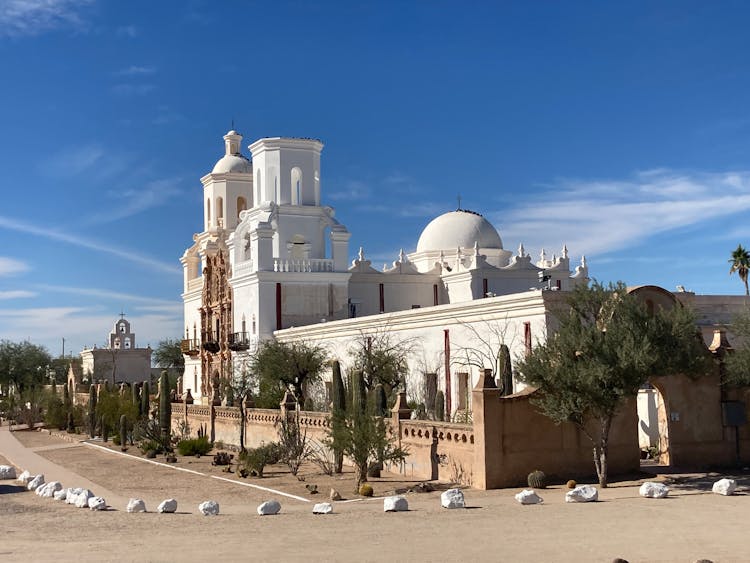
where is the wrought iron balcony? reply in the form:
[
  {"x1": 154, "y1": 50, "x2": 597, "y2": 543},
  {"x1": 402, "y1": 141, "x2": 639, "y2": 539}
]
[
  {"x1": 228, "y1": 331, "x2": 250, "y2": 351},
  {"x1": 180, "y1": 339, "x2": 200, "y2": 356},
  {"x1": 201, "y1": 332, "x2": 220, "y2": 353}
]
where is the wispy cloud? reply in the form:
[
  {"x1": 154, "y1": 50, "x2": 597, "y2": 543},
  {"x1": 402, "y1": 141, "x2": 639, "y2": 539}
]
[
  {"x1": 329, "y1": 180, "x2": 371, "y2": 201},
  {"x1": 0, "y1": 306, "x2": 182, "y2": 352},
  {"x1": 86, "y1": 177, "x2": 184, "y2": 224},
  {"x1": 153, "y1": 106, "x2": 184, "y2": 125},
  {"x1": 0, "y1": 290, "x2": 35, "y2": 300},
  {"x1": 0, "y1": 256, "x2": 29, "y2": 277},
  {"x1": 496, "y1": 169, "x2": 750, "y2": 259},
  {"x1": 36, "y1": 284, "x2": 181, "y2": 311},
  {"x1": 0, "y1": 215, "x2": 180, "y2": 275},
  {"x1": 112, "y1": 83, "x2": 156, "y2": 96},
  {"x1": 0, "y1": 0, "x2": 94, "y2": 37},
  {"x1": 47, "y1": 143, "x2": 104, "y2": 176},
  {"x1": 115, "y1": 24, "x2": 138, "y2": 38},
  {"x1": 114, "y1": 65, "x2": 156, "y2": 77}
]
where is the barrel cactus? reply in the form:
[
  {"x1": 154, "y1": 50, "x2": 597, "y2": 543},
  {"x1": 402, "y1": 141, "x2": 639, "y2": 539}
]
[{"x1": 527, "y1": 470, "x2": 547, "y2": 489}]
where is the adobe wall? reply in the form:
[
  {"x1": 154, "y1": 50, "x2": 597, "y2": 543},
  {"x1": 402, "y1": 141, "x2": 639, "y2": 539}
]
[
  {"x1": 473, "y1": 387, "x2": 638, "y2": 489},
  {"x1": 653, "y1": 373, "x2": 750, "y2": 467}
]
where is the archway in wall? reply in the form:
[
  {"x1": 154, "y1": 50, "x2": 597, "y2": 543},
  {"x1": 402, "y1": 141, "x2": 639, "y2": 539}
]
[{"x1": 637, "y1": 380, "x2": 671, "y2": 466}]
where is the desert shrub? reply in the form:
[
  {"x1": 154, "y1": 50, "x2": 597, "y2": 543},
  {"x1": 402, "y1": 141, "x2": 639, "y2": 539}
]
[
  {"x1": 276, "y1": 414, "x2": 311, "y2": 475},
  {"x1": 212, "y1": 451, "x2": 233, "y2": 466},
  {"x1": 238, "y1": 442, "x2": 280, "y2": 477},
  {"x1": 44, "y1": 392, "x2": 66, "y2": 430},
  {"x1": 113, "y1": 434, "x2": 121, "y2": 446},
  {"x1": 307, "y1": 440, "x2": 335, "y2": 476},
  {"x1": 139, "y1": 439, "x2": 163, "y2": 455},
  {"x1": 135, "y1": 418, "x2": 171, "y2": 454},
  {"x1": 176, "y1": 436, "x2": 212, "y2": 456}
]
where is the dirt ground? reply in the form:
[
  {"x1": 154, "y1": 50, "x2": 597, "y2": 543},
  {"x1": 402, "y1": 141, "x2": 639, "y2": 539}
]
[{"x1": 3, "y1": 429, "x2": 750, "y2": 563}]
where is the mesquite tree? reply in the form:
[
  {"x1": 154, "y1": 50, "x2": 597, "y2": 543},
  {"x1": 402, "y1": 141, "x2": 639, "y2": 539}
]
[{"x1": 517, "y1": 281, "x2": 711, "y2": 487}]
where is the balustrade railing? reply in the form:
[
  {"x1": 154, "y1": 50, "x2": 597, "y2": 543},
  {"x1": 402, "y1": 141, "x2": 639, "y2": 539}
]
[{"x1": 273, "y1": 258, "x2": 334, "y2": 273}]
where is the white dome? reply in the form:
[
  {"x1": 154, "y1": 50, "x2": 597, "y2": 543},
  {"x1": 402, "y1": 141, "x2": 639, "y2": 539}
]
[
  {"x1": 212, "y1": 154, "x2": 251, "y2": 174},
  {"x1": 416, "y1": 210, "x2": 503, "y2": 253}
]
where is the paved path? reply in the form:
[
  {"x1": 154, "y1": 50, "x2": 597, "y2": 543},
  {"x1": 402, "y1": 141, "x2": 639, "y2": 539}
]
[{"x1": 0, "y1": 425, "x2": 129, "y2": 508}]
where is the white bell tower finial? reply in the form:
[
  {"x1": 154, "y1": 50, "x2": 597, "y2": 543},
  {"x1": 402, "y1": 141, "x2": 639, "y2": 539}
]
[{"x1": 224, "y1": 129, "x2": 242, "y2": 156}]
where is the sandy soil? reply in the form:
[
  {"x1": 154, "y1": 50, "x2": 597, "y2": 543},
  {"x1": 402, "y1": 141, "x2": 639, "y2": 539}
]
[{"x1": 3, "y1": 429, "x2": 750, "y2": 563}]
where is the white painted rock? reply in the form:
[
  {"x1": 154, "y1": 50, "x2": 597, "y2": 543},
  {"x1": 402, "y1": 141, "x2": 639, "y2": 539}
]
[
  {"x1": 0, "y1": 465, "x2": 17, "y2": 480},
  {"x1": 17, "y1": 470, "x2": 31, "y2": 484},
  {"x1": 27, "y1": 474, "x2": 44, "y2": 491},
  {"x1": 88, "y1": 496, "x2": 107, "y2": 510},
  {"x1": 53, "y1": 488, "x2": 69, "y2": 501},
  {"x1": 65, "y1": 487, "x2": 86, "y2": 504},
  {"x1": 515, "y1": 489, "x2": 544, "y2": 505},
  {"x1": 127, "y1": 498, "x2": 147, "y2": 513},
  {"x1": 639, "y1": 482, "x2": 669, "y2": 498},
  {"x1": 257, "y1": 500, "x2": 281, "y2": 515},
  {"x1": 199, "y1": 500, "x2": 220, "y2": 516},
  {"x1": 565, "y1": 485, "x2": 599, "y2": 503},
  {"x1": 712, "y1": 478, "x2": 737, "y2": 496},
  {"x1": 312, "y1": 502, "x2": 333, "y2": 514},
  {"x1": 441, "y1": 488, "x2": 465, "y2": 509},
  {"x1": 74, "y1": 489, "x2": 95, "y2": 508},
  {"x1": 384, "y1": 495, "x2": 409, "y2": 512},
  {"x1": 37, "y1": 481, "x2": 62, "y2": 498},
  {"x1": 157, "y1": 499, "x2": 177, "y2": 513}
]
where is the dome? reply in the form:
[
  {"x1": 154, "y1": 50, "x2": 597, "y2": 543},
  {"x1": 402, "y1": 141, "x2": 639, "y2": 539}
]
[
  {"x1": 416, "y1": 210, "x2": 503, "y2": 253},
  {"x1": 211, "y1": 154, "x2": 251, "y2": 174}
]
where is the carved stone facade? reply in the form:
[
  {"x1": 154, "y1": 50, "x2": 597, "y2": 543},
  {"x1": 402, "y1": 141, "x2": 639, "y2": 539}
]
[{"x1": 200, "y1": 249, "x2": 232, "y2": 403}]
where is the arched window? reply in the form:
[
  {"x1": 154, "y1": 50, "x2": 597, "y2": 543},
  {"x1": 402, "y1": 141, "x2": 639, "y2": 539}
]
[
  {"x1": 124, "y1": 337, "x2": 131, "y2": 349},
  {"x1": 217, "y1": 197, "x2": 224, "y2": 221},
  {"x1": 114, "y1": 340, "x2": 121, "y2": 349},
  {"x1": 291, "y1": 167, "x2": 303, "y2": 205},
  {"x1": 206, "y1": 199, "x2": 211, "y2": 226},
  {"x1": 237, "y1": 196, "x2": 247, "y2": 218}
]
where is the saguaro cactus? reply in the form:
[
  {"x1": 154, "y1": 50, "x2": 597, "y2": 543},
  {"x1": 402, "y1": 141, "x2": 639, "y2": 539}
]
[
  {"x1": 88, "y1": 385, "x2": 98, "y2": 438},
  {"x1": 435, "y1": 389, "x2": 445, "y2": 422},
  {"x1": 132, "y1": 383, "x2": 141, "y2": 416},
  {"x1": 159, "y1": 371, "x2": 171, "y2": 449},
  {"x1": 141, "y1": 381, "x2": 150, "y2": 419},
  {"x1": 119, "y1": 414, "x2": 127, "y2": 451},
  {"x1": 374, "y1": 383, "x2": 387, "y2": 417},
  {"x1": 331, "y1": 360, "x2": 346, "y2": 474},
  {"x1": 350, "y1": 370, "x2": 366, "y2": 414}
]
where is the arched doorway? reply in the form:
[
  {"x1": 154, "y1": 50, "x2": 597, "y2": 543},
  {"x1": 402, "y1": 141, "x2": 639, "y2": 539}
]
[{"x1": 637, "y1": 381, "x2": 671, "y2": 465}]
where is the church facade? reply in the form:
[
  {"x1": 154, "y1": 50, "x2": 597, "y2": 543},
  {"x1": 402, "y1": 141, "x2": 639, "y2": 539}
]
[
  {"x1": 78, "y1": 316, "x2": 152, "y2": 385},
  {"x1": 180, "y1": 130, "x2": 589, "y2": 411}
]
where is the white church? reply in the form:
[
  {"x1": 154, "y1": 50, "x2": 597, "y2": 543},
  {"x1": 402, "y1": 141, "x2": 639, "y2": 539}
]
[{"x1": 180, "y1": 130, "x2": 594, "y2": 413}]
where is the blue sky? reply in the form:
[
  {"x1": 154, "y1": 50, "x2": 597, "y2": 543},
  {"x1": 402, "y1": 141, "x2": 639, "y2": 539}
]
[{"x1": 1, "y1": 0, "x2": 750, "y2": 356}]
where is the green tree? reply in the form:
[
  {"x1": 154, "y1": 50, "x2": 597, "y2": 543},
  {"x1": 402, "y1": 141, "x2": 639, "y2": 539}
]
[
  {"x1": 0, "y1": 340, "x2": 52, "y2": 392},
  {"x1": 326, "y1": 396, "x2": 407, "y2": 493},
  {"x1": 729, "y1": 244, "x2": 750, "y2": 296},
  {"x1": 348, "y1": 330, "x2": 414, "y2": 397},
  {"x1": 250, "y1": 340, "x2": 327, "y2": 407},
  {"x1": 517, "y1": 281, "x2": 711, "y2": 487},
  {"x1": 153, "y1": 338, "x2": 185, "y2": 370},
  {"x1": 724, "y1": 308, "x2": 750, "y2": 386}
]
